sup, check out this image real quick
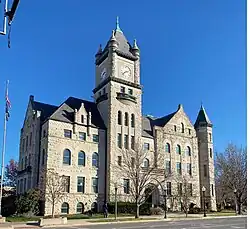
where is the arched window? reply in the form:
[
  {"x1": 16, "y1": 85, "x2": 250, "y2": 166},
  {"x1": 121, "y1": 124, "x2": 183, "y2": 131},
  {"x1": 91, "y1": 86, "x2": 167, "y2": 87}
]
[
  {"x1": 176, "y1": 145, "x2": 181, "y2": 155},
  {"x1": 125, "y1": 112, "x2": 129, "y2": 126},
  {"x1": 143, "y1": 158, "x2": 149, "y2": 168},
  {"x1": 118, "y1": 111, "x2": 122, "y2": 125},
  {"x1": 63, "y1": 149, "x2": 71, "y2": 165},
  {"x1": 78, "y1": 151, "x2": 86, "y2": 166},
  {"x1": 61, "y1": 202, "x2": 69, "y2": 214},
  {"x1": 91, "y1": 202, "x2": 98, "y2": 213},
  {"x1": 181, "y1": 123, "x2": 184, "y2": 133},
  {"x1": 92, "y1": 152, "x2": 99, "y2": 167},
  {"x1": 131, "y1": 114, "x2": 135, "y2": 128},
  {"x1": 165, "y1": 143, "x2": 170, "y2": 153},
  {"x1": 76, "y1": 202, "x2": 84, "y2": 214},
  {"x1": 186, "y1": 146, "x2": 191, "y2": 156}
]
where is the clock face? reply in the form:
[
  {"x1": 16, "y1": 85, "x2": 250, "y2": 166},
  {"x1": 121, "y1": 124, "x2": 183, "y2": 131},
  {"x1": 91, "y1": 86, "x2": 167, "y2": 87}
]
[
  {"x1": 121, "y1": 65, "x2": 131, "y2": 78},
  {"x1": 100, "y1": 68, "x2": 107, "y2": 80}
]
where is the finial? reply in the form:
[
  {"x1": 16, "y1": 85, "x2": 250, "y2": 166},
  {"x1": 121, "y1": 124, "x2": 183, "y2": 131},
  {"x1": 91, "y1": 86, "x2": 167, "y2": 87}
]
[
  {"x1": 116, "y1": 16, "x2": 122, "y2": 33},
  {"x1": 200, "y1": 101, "x2": 204, "y2": 110},
  {"x1": 133, "y1": 39, "x2": 139, "y2": 50},
  {"x1": 97, "y1": 44, "x2": 102, "y2": 53}
]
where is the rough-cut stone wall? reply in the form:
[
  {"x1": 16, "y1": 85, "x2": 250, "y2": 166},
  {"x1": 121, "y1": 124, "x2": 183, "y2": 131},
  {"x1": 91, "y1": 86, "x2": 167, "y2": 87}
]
[
  {"x1": 42, "y1": 118, "x2": 105, "y2": 215},
  {"x1": 196, "y1": 126, "x2": 216, "y2": 211}
]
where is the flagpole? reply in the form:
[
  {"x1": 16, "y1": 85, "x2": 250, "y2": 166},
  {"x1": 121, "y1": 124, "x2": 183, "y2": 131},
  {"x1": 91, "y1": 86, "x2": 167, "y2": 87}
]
[{"x1": 0, "y1": 80, "x2": 9, "y2": 217}]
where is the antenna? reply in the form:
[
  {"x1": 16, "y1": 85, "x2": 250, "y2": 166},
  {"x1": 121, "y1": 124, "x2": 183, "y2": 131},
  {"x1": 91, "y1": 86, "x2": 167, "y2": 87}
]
[{"x1": 0, "y1": 0, "x2": 20, "y2": 47}]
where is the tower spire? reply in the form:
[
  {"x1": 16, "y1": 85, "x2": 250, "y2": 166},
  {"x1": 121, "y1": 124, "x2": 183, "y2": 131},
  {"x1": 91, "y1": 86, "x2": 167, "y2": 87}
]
[{"x1": 116, "y1": 16, "x2": 122, "y2": 33}]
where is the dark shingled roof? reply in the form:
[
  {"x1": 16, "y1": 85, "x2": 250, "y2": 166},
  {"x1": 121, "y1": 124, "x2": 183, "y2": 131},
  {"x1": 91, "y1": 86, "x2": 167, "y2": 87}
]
[
  {"x1": 32, "y1": 101, "x2": 58, "y2": 122},
  {"x1": 194, "y1": 105, "x2": 212, "y2": 128},
  {"x1": 49, "y1": 97, "x2": 106, "y2": 129},
  {"x1": 32, "y1": 97, "x2": 106, "y2": 129},
  {"x1": 103, "y1": 30, "x2": 136, "y2": 59},
  {"x1": 142, "y1": 111, "x2": 177, "y2": 138}
]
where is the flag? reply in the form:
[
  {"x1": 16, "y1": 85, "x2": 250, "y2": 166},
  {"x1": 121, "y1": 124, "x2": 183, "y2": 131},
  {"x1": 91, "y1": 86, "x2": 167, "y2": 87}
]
[{"x1": 5, "y1": 84, "x2": 11, "y2": 121}]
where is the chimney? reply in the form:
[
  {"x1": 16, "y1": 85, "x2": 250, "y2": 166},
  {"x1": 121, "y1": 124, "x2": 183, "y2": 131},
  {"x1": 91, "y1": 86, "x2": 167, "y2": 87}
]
[
  {"x1": 73, "y1": 109, "x2": 77, "y2": 134},
  {"x1": 87, "y1": 110, "x2": 92, "y2": 136}
]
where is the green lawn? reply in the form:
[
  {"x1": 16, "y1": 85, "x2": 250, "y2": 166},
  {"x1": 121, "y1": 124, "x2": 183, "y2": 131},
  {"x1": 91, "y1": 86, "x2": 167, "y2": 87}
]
[{"x1": 67, "y1": 213, "x2": 134, "y2": 220}]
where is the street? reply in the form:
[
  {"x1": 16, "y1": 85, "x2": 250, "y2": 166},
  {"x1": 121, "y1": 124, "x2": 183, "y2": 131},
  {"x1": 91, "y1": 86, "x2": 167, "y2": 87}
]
[{"x1": 45, "y1": 217, "x2": 247, "y2": 229}]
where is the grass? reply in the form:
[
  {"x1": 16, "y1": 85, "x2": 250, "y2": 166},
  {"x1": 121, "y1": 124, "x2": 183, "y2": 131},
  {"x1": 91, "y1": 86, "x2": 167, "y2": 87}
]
[
  {"x1": 67, "y1": 213, "x2": 134, "y2": 220},
  {"x1": 6, "y1": 216, "x2": 40, "y2": 222}
]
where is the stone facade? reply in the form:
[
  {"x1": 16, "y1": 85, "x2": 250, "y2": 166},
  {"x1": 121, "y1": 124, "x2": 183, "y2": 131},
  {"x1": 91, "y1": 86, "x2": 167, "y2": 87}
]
[{"x1": 17, "y1": 20, "x2": 217, "y2": 215}]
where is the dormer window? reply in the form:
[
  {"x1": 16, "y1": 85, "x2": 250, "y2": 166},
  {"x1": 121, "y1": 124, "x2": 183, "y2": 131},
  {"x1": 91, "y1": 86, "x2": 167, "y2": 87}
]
[
  {"x1": 81, "y1": 115, "x2": 84, "y2": 123},
  {"x1": 181, "y1": 123, "x2": 184, "y2": 133}
]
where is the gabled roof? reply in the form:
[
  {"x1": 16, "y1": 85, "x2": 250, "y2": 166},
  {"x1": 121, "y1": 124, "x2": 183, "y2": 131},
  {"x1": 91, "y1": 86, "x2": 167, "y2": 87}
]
[
  {"x1": 141, "y1": 111, "x2": 177, "y2": 139},
  {"x1": 48, "y1": 97, "x2": 106, "y2": 129},
  {"x1": 194, "y1": 105, "x2": 212, "y2": 128},
  {"x1": 32, "y1": 101, "x2": 58, "y2": 122}
]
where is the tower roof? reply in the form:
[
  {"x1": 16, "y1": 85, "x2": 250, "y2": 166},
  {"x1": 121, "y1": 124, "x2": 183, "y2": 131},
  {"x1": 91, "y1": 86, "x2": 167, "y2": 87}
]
[
  {"x1": 102, "y1": 17, "x2": 137, "y2": 60},
  {"x1": 194, "y1": 104, "x2": 212, "y2": 128}
]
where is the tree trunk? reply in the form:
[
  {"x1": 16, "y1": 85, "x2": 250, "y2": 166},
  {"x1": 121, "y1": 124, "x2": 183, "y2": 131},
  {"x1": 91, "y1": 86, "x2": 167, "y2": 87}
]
[
  {"x1": 52, "y1": 201, "x2": 55, "y2": 218},
  {"x1": 135, "y1": 197, "x2": 139, "y2": 218}
]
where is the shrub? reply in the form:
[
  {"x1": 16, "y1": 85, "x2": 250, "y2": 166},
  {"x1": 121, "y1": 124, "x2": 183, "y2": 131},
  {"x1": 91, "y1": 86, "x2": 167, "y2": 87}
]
[
  {"x1": 188, "y1": 207, "x2": 201, "y2": 214},
  {"x1": 107, "y1": 202, "x2": 151, "y2": 215},
  {"x1": 2, "y1": 194, "x2": 16, "y2": 216},
  {"x1": 150, "y1": 207, "x2": 163, "y2": 215}
]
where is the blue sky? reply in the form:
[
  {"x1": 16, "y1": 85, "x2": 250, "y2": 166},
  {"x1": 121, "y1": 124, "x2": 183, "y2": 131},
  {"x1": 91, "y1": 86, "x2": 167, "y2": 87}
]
[{"x1": 0, "y1": 0, "x2": 246, "y2": 162}]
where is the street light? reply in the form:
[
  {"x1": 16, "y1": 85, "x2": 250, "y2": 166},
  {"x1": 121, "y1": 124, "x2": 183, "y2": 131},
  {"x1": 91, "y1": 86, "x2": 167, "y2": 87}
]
[
  {"x1": 163, "y1": 182, "x2": 167, "y2": 219},
  {"x1": 114, "y1": 182, "x2": 118, "y2": 220},
  {"x1": 202, "y1": 186, "x2": 206, "y2": 217},
  {"x1": 234, "y1": 189, "x2": 237, "y2": 215}
]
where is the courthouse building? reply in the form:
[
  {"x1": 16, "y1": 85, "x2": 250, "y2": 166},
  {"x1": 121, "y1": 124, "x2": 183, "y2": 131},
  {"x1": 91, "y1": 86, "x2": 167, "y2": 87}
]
[{"x1": 17, "y1": 19, "x2": 216, "y2": 215}]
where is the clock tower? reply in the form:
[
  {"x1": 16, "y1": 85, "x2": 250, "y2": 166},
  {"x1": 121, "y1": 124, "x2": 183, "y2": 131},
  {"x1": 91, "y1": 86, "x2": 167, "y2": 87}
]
[{"x1": 93, "y1": 17, "x2": 142, "y2": 201}]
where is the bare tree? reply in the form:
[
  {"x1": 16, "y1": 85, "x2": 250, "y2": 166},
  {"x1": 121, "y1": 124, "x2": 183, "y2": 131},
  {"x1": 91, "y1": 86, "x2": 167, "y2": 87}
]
[
  {"x1": 40, "y1": 169, "x2": 69, "y2": 217},
  {"x1": 215, "y1": 144, "x2": 247, "y2": 214},
  {"x1": 113, "y1": 143, "x2": 164, "y2": 218}
]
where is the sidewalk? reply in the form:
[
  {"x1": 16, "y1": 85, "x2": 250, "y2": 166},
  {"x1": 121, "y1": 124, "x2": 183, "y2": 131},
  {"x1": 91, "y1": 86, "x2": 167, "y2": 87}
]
[{"x1": 7, "y1": 214, "x2": 247, "y2": 228}]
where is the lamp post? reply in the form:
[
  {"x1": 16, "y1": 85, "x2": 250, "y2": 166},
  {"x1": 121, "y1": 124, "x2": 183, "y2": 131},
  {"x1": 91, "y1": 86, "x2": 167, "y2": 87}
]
[
  {"x1": 202, "y1": 186, "x2": 206, "y2": 217},
  {"x1": 115, "y1": 183, "x2": 118, "y2": 220},
  {"x1": 163, "y1": 182, "x2": 167, "y2": 219},
  {"x1": 234, "y1": 189, "x2": 237, "y2": 215}
]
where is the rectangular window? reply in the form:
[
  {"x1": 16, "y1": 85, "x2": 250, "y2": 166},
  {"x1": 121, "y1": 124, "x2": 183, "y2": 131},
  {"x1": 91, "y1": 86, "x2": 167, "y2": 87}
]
[
  {"x1": 178, "y1": 183, "x2": 182, "y2": 196},
  {"x1": 124, "y1": 135, "x2": 128, "y2": 149},
  {"x1": 24, "y1": 178, "x2": 27, "y2": 192},
  {"x1": 26, "y1": 136, "x2": 28, "y2": 150},
  {"x1": 99, "y1": 91, "x2": 101, "y2": 97},
  {"x1": 128, "y1": 89, "x2": 133, "y2": 95},
  {"x1": 81, "y1": 115, "x2": 84, "y2": 123},
  {"x1": 117, "y1": 134, "x2": 122, "y2": 148},
  {"x1": 77, "y1": 177, "x2": 85, "y2": 193},
  {"x1": 188, "y1": 129, "x2": 191, "y2": 135},
  {"x1": 62, "y1": 176, "x2": 70, "y2": 193},
  {"x1": 131, "y1": 136, "x2": 135, "y2": 150},
  {"x1": 210, "y1": 148, "x2": 213, "y2": 158},
  {"x1": 143, "y1": 143, "x2": 150, "y2": 151},
  {"x1": 93, "y1": 134, "x2": 99, "y2": 143},
  {"x1": 167, "y1": 182, "x2": 171, "y2": 195},
  {"x1": 211, "y1": 184, "x2": 214, "y2": 196},
  {"x1": 176, "y1": 162, "x2": 182, "y2": 175},
  {"x1": 20, "y1": 179, "x2": 23, "y2": 193},
  {"x1": 79, "y1": 132, "x2": 86, "y2": 141},
  {"x1": 120, "y1": 86, "x2": 125, "y2": 93},
  {"x1": 27, "y1": 177, "x2": 31, "y2": 190},
  {"x1": 64, "y1": 129, "x2": 72, "y2": 138},
  {"x1": 29, "y1": 133, "x2": 32, "y2": 146},
  {"x1": 187, "y1": 163, "x2": 192, "y2": 175},
  {"x1": 123, "y1": 179, "x2": 130, "y2": 194},
  {"x1": 204, "y1": 165, "x2": 207, "y2": 177},
  {"x1": 209, "y1": 133, "x2": 212, "y2": 142},
  {"x1": 131, "y1": 157, "x2": 135, "y2": 168},
  {"x1": 92, "y1": 178, "x2": 98, "y2": 193},
  {"x1": 189, "y1": 183, "x2": 193, "y2": 196},
  {"x1": 118, "y1": 156, "x2": 122, "y2": 166},
  {"x1": 103, "y1": 87, "x2": 106, "y2": 94},
  {"x1": 166, "y1": 161, "x2": 171, "y2": 174}
]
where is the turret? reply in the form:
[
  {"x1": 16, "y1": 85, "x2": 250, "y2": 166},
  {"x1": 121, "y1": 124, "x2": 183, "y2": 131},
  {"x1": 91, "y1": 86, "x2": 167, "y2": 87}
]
[{"x1": 195, "y1": 104, "x2": 216, "y2": 211}]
